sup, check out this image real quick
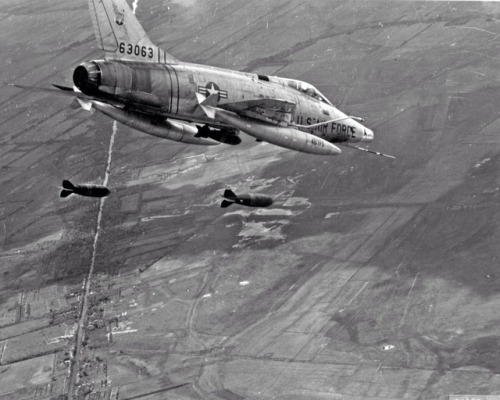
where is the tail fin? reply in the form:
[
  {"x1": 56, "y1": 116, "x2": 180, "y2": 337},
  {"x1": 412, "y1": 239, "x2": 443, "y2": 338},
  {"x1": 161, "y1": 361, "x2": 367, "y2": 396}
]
[
  {"x1": 87, "y1": 0, "x2": 177, "y2": 63},
  {"x1": 60, "y1": 190, "x2": 73, "y2": 198},
  {"x1": 62, "y1": 180, "x2": 75, "y2": 190},
  {"x1": 221, "y1": 200, "x2": 233, "y2": 208},
  {"x1": 223, "y1": 189, "x2": 237, "y2": 201}
]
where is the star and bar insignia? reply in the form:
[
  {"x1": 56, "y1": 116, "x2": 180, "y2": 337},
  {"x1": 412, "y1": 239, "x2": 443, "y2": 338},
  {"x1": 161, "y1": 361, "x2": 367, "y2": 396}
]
[{"x1": 197, "y1": 82, "x2": 228, "y2": 100}]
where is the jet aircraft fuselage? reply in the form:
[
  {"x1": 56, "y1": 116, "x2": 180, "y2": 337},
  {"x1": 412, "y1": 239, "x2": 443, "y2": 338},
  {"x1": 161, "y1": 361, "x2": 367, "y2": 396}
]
[
  {"x1": 14, "y1": 0, "x2": 394, "y2": 158},
  {"x1": 74, "y1": 60, "x2": 373, "y2": 151}
]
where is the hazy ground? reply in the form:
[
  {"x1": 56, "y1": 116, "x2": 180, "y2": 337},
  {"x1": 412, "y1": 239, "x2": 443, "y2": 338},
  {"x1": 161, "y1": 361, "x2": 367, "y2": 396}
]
[{"x1": 1, "y1": 0, "x2": 500, "y2": 399}]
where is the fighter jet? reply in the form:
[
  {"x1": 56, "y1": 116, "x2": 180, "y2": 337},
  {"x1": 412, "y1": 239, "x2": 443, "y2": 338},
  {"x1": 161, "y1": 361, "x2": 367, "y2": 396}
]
[
  {"x1": 60, "y1": 180, "x2": 110, "y2": 198},
  {"x1": 221, "y1": 189, "x2": 273, "y2": 208},
  {"x1": 12, "y1": 0, "x2": 394, "y2": 158}
]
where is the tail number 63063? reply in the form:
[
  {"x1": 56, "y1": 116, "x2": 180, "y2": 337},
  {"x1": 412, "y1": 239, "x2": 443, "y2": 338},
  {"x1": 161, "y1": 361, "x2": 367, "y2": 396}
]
[{"x1": 119, "y1": 42, "x2": 154, "y2": 59}]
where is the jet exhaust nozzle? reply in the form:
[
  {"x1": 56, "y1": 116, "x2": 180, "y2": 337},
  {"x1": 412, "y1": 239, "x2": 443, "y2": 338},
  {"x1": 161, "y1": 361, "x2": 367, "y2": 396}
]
[{"x1": 73, "y1": 62, "x2": 101, "y2": 93}]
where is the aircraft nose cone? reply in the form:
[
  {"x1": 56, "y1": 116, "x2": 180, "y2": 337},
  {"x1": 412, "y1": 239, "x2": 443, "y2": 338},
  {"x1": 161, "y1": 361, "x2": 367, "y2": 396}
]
[{"x1": 363, "y1": 128, "x2": 374, "y2": 142}]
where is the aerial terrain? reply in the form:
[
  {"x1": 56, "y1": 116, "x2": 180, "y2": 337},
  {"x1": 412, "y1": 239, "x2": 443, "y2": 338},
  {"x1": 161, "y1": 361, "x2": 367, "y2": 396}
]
[{"x1": 1, "y1": 0, "x2": 500, "y2": 399}]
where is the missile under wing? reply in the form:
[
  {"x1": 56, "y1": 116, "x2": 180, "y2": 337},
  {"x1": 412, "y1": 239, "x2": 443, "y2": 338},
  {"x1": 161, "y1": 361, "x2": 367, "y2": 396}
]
[
  {"x1": 60, "y1": 180, "x2": 110, "y2": 198},
  {"x1": 221, "y1": 189, "x2": 273, "y2": 208}
]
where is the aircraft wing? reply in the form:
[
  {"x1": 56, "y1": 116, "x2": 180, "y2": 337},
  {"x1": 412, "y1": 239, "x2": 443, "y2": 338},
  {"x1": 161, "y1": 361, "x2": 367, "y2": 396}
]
[
  {"x1": 9, "y1": 83, "x2": 77, "y2": 97},
  {"x1": 223, "y1": 98, "x2": 296, "y2": 113},
  {"x1": 196, "y1": 95, "x2": 341, "y2": 155},
  {"x1": 222, "y1": 98, "x2": 296, "y2": 124}
]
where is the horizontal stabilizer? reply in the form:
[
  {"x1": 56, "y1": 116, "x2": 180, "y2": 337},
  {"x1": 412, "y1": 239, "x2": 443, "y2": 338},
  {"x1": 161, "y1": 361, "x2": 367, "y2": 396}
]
[
  {"x1": 9, "y1": 83, "x2": 126, "y2": 111},
  {"x1": 221, "y1": 200, "x2": 233, "y2": 208},
  {"x1": 8, "y1": 83, "x2": 77, "y2": 98},
  {"x1": 62, "y1": 180, "x2": 75, "y2": 190},
  {"x1": 60, "y1": 190, "x2": 73, "y2": 198},
  {"x1": 52, "y1": 84, "x2": 74, "y2": 92}
]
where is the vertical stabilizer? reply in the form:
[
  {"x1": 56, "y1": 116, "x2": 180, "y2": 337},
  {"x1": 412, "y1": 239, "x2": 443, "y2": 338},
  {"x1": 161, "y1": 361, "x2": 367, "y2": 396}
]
[
  {"x1": 223, "y1": 189, "x2": 237, "y2": 200},
  {"x1": 87, "y1": 0, "x2": 177, "y2": 63}
]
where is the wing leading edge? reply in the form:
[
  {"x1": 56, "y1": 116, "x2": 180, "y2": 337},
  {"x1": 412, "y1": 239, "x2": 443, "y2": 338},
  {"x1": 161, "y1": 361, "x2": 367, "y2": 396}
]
[{"x1": 222, "y1": 98, "x2": 296, "y2": 125}]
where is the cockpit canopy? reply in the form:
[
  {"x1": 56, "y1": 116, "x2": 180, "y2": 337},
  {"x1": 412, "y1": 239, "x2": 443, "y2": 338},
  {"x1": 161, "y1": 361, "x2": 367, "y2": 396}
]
[{"x1": 267, "y1": 76, "x2": 332, "y2": 106}]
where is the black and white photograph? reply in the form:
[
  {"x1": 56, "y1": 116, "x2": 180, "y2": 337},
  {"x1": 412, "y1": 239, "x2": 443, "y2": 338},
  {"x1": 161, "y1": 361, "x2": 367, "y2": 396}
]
[{"x1": 1, "y1": 0, "x2": 500, "y2": 399}]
